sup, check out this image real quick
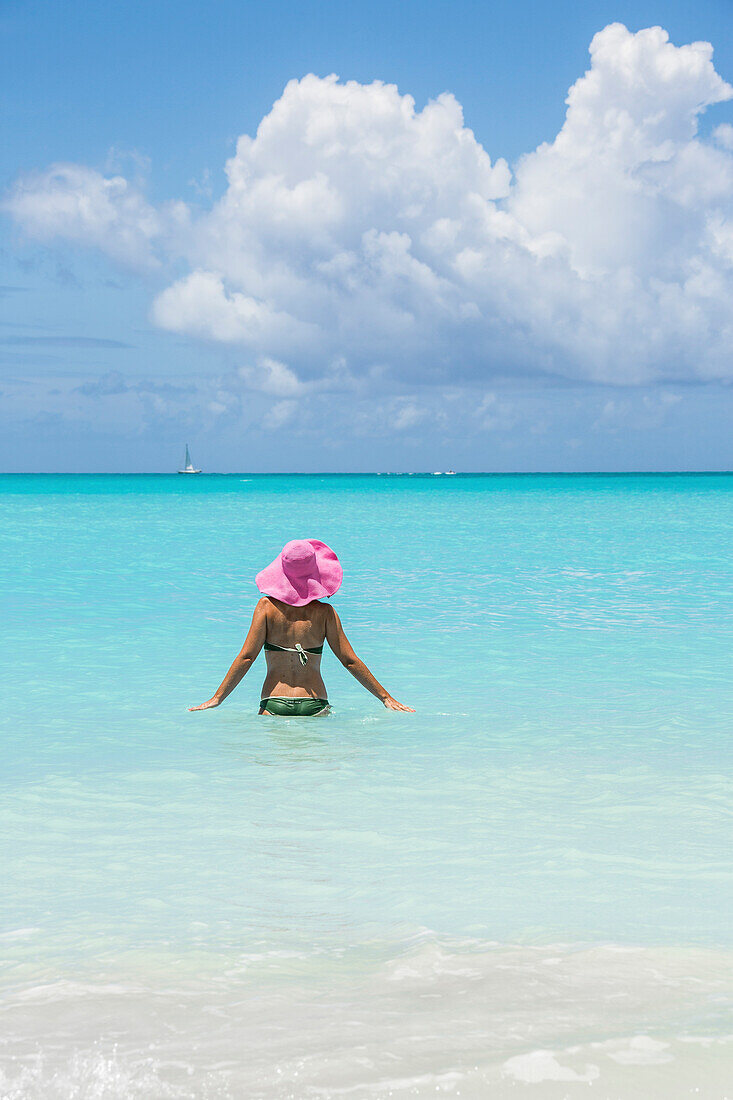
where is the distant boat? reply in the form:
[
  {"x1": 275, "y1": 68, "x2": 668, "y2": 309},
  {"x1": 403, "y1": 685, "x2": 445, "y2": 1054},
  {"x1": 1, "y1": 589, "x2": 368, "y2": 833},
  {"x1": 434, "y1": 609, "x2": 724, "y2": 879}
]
[
  {"x1": 446, "y1": 470, "x2": 457, "y2": 475},
  {"x1": 178, "y1": 444, "x2": 202, "y2": 474}
]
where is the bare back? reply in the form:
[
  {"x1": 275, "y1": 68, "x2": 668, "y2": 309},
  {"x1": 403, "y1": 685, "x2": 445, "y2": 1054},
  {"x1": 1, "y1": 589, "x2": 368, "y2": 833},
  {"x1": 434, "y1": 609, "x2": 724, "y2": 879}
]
[{"x1": 260, "y1": 596, "x2": 329, "y2": 700}]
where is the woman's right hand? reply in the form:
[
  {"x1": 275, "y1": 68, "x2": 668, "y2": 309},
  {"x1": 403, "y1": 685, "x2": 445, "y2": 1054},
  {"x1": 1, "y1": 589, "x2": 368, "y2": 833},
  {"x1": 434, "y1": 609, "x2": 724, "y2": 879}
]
[
  {"x1": 188, "y1": 697, "x2": 221, "y2": 712},
  {"x1": 383, "y1": 696, "x2": 415, "y2": 712}
]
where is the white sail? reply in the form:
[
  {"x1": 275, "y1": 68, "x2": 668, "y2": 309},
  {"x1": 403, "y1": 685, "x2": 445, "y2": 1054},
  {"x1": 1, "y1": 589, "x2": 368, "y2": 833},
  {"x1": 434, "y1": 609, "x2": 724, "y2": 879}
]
[{"x1": 178, "y1": 444, "x2": 202, "y2": 474}]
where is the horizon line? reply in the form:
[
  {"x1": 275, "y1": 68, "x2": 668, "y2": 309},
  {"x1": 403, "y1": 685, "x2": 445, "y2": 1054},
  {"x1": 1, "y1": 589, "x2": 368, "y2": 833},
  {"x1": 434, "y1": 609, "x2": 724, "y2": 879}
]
[{"x1": 1, "y1": 470, "x2": 732, "y2": 477}]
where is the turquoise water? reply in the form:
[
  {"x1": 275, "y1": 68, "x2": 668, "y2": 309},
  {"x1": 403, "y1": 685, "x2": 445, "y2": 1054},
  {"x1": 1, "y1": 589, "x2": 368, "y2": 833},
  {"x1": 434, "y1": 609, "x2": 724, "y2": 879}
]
[{"x1": 1, "y1": 473, "x2": 732, "y2": 1097}]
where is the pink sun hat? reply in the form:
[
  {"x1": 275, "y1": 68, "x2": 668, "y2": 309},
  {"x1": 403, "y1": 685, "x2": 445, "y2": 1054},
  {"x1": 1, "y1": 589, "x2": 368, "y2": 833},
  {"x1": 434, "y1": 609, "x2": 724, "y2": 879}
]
[{"x1": 255, "y1": 539, "x2": 343, "y2": 607}]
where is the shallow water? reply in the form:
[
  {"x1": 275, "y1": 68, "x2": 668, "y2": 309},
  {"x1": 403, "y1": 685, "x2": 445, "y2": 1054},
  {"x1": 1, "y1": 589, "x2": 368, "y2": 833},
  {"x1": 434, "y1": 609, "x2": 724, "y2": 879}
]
[{"x1": 1, "y1": 473, "x2": 732, "y2": 1097}]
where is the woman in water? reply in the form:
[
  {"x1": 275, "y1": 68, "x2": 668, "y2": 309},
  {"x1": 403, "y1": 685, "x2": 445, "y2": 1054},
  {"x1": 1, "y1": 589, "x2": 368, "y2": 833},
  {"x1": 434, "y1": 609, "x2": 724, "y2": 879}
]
[{"x1": 189, "y1": 539, "x2": 413, "y2": 716}]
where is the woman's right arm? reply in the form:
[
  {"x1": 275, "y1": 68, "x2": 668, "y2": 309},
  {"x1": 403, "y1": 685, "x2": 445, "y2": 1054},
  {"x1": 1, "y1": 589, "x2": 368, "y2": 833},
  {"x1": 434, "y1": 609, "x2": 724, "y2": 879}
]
[
  {"x1": 325, "y1": 606, "x2": 414, "y2": 711},
  {"x1": 188, "y1": 598, "x2": 268, "y2": 711}
]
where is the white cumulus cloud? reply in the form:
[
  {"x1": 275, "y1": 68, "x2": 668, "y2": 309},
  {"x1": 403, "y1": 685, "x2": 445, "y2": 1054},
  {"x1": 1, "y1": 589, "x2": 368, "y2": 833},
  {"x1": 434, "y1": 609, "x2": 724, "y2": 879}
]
[
  {"x1": 238, "y1": 356, "x2": 308, "y2": 397},
  {"x1": 5, "y1": 23, "x2": 733, "y2": 387},
  {"x1": 152, "y1": 270, "x2": 317, "y2": 351},
  {"x1": 4, "y1": 164, "x2": 189, "y2": 267}
]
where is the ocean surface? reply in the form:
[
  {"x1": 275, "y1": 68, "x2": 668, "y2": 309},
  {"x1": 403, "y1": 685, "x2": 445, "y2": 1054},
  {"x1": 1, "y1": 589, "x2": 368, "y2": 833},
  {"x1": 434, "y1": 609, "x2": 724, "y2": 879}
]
[{"x1": 1, "y1": 472, "x2": 732, "y2": 1098}]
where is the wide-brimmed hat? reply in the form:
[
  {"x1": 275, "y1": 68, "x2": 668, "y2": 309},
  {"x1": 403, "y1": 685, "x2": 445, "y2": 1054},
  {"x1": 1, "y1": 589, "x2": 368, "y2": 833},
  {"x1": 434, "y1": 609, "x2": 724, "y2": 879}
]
[{"x1": 255, "y1": 539, "x2": 343, "y2": 607}]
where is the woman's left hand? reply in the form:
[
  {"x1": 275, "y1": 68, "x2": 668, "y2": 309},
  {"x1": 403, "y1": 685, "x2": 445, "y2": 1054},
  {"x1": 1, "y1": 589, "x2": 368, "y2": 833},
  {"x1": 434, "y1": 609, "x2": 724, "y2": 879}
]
[
  {"x1": 383, "y1": 696, "x2": 415, "y2": 712},
  {"x1": 188, "y1": 697, "x2": 220, "y2": 711}
]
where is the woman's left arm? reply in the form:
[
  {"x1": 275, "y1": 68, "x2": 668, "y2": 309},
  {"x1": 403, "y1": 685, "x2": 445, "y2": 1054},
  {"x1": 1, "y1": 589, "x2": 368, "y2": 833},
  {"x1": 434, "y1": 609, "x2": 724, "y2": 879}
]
[{"x1": 188, "y1": 598, "x2": 268, "y2": 711}]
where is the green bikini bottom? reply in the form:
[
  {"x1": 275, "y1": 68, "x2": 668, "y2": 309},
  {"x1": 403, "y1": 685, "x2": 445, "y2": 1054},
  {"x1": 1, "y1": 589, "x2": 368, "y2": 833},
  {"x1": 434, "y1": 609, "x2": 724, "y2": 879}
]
[{"x1": 260, "y1": 697, "x2": 330, "y2": 717}]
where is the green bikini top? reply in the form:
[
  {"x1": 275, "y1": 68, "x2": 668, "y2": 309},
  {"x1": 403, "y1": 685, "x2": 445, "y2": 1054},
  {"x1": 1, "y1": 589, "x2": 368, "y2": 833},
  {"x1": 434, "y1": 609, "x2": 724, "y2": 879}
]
[{"x1": 264, "y1": 641, "x2": 324, "y2": 666}]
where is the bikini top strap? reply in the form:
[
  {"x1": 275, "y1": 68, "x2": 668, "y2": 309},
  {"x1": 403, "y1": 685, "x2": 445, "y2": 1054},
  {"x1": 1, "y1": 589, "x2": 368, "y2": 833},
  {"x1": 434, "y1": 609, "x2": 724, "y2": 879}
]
[{"x1": 264, "y1": 641, "x2": 323, "y2": 665}]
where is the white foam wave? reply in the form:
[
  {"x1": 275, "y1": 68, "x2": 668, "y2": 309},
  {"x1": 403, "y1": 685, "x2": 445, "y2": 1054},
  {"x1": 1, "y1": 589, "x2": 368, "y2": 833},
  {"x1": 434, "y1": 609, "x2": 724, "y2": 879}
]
[{"x1": 0, "y1": 936, "x2": 731, "y2": 1098}]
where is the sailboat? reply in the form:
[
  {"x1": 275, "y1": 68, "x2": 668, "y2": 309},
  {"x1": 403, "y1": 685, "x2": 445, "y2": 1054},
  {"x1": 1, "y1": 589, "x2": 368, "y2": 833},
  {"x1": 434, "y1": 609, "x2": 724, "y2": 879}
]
[{"x1": 178, "y1": 444, "x2": 202, "y2": 474}]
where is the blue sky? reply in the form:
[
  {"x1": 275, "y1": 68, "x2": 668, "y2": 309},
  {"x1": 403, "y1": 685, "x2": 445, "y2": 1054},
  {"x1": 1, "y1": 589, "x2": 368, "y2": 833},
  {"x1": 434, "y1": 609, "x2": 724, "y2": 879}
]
[{"x1": 2, "y1": 0, "x2": 733, "y2": 471}]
